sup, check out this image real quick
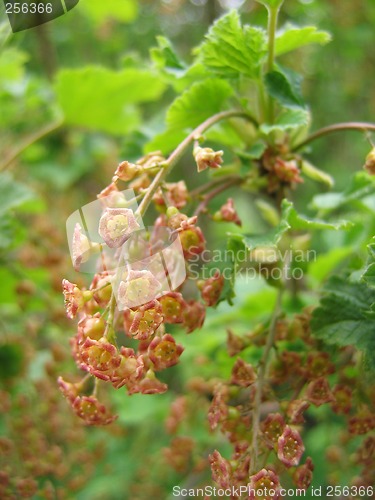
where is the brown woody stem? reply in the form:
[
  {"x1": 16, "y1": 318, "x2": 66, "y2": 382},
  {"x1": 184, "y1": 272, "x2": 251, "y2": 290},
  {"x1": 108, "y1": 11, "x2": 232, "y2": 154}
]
[
  {"x1": 293, "y1": 122, "x2": 375, "y2": 152},
  {"x1": 136, "y1": 110, "x2": 255, "y2": 218}
]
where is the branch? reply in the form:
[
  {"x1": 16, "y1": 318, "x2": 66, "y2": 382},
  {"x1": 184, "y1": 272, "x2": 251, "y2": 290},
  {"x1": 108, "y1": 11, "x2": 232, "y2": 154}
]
[
  {"x1": 193, "y1": 177, "x2": 242, "y2": 217},
  {"x1": 293, "y1": 122, "x2": 375, "y2": 152},
  {"x1": 250, "y1": 287, "x2": 283, "y2": 474},
  {"x1": 0, "y1": 118, "x2": 63, "y2": 172},
  {"x1": 136, "y1": 110, "x2": 254, "y2": 218}
]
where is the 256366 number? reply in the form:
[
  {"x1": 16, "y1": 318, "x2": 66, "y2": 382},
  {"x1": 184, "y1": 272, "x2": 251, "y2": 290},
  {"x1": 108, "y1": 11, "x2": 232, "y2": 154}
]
[
  {"x1": 5, "y1": 2, "x2": 53, "y2": 14},
  {"x1": 326, "y1": 485, "x2": 373, "y2": 497}
]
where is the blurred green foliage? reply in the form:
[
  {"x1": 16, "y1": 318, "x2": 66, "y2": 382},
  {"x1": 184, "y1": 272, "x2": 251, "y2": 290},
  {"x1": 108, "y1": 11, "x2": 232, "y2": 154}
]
[{"x1": 0, "y1": 1, "x2": 374, "y2": 499}]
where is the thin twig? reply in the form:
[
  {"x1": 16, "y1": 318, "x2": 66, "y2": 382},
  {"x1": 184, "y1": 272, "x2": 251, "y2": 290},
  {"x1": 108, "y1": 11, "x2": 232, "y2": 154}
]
[
  {"x1": 190, "y1": 175, "x2": 242, "y2": 198},
  {"x1": 0, "y1": 118, "x2": 63, "y2": 172},
  {"x1": 250, "y1": 287, "x2": 283, "y2": 474},
  {"x1": 193, "y1": 177, "x2": 242, "y2": 217},
  {"x1": 292, "y1": 122, "x2": 375, "y2": 152},
  {"x1": 136, "y1": 110, "x2": 254, "y2": 218}
]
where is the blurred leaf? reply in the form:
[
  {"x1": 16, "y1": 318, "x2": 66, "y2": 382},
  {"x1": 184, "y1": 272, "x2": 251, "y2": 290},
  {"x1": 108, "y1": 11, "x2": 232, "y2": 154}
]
[
  {"x1": 196, "y1": 10, "x2": 267, "y2": 79},
  {"x1": 301, "y1": 160, "x2": 334, "y2": 188},
  {"x1": 150, "y1": 36, "x2": 186, "y2": 76},
  {"x1": 167, "y1": 78, "x2": 233, "y2": 130},
  {"x1": 311, "y1": 276, "x2": 375, "y2": 370},
  {"x1": 308, "y1": 246, "x2": 353, "y2": 283},
  {"x1": 361, "y1": 238, "x2": 375, "y2": 288},
  {"x1": 145, "y1": 128, "x2": 186, "y2": 155},
  {"x1": 55, "y1": 67, "x2": 166, "y2": 135},
  {"x1": 261, "y1": 108, "x2": 310, "y2": 134},
  {"x1": 237, "y1": 142, "x2": 267, "y2": 160},
  {"x1": 0, "y1": 173, "x2": 35, "y2": 215},
  {"x1": 276, "y1": 25, "x2": 332, "y2": 56},
  {"x1": 264, "y1": 70, "x2": 304, "y2": 109},
  {"x1": 0, "y1": 214, "x2": 18, "y2": 249},
  {"x1": 283, "y1": 199, "x2": 352, "y2": 231},
  {"x1": 228, "y1": 199, "x2": 351, "y2": 268},
  {"x1": 0, "y1": 48, "x2": 28, "y2": 82},
  {"x1": 79, "y1": 0, "x2": 138, "y2": 24},
  {"x1": 312, "y1": 172, "x2": 375, "y2": 211},
  {"x1": 0, "y1": 344, "x2": 24, "y2": 380}
]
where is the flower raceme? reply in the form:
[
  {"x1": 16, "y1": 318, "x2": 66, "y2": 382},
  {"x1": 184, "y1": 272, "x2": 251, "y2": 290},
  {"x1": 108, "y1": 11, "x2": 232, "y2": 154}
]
[{"x1": 60, "y1": 148, "x2": 234, "y2": 426}]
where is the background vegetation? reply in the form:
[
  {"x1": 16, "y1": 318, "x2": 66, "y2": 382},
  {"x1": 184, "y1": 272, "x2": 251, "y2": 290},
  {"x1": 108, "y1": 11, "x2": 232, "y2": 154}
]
[{"x1": 0, "y1": 1, "x2": 374, "y2": 499}]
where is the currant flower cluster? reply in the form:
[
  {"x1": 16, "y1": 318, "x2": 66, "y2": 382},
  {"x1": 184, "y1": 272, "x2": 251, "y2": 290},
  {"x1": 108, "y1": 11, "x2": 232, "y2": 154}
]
[
  {"x1": 59, "y1": 147, "x2": 241, "y2": 425},
  {"x1": 201, "y1": 308, "x2": 375, "y2": 497},
  {"x1": 161, "y1": 304, "x2": 375, "y2": 499}
]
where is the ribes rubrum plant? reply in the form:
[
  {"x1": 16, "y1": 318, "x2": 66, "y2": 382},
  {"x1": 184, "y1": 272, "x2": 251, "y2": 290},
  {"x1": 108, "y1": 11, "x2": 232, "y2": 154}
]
[{"x1": 60, "y1": 2, "x2": 375, "y2": 497}]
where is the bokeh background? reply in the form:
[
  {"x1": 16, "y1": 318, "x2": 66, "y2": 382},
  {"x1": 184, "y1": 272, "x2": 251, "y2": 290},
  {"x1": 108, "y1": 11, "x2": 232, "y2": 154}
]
[{"x1": 0, "y1": 1, "x2": 374, "y2": 499}]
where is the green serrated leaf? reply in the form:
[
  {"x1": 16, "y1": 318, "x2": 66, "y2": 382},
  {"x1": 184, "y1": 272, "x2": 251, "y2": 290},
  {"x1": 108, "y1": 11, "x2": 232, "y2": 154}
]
[
  {"x1": 55, "y1": 67, "x2": 166, "y2": 135},
  {"x1": 282, "y1": 199, "x2": 352, "y2": 231},
  {"x1": 275, "y1": 25, "x2": 332, "y2": 56},
  {"x1": 197, "y1": 10, "x2": 267, "y2": 79},
  {"x1": 261, "y1": 108, "x2": 310, "y2": 134},
  {"x1": 361, "y1": 238, "x2": 375, "y2": 288},
  {"x1": 0, "y1": 173, "x2": 35, "y2": 215},
  {"x1": 167, "y1": 78, "x2": 233, "y2": 130},
  {"x1": 311, "y1": 276, "x2": 375, "y2": 370},
  {"x1": 228, "y1": 199, "x2": 351, "y2": 259},
  {"x1": 150, "y1": 36, "x2": 186, "y2": 76},
  {"x1": 265, "y1": 70, "x2": 304, "y2": 109}
]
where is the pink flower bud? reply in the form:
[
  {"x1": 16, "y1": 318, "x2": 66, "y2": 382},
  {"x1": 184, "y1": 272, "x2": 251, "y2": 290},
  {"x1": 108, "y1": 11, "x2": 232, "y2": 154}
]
[
  {"x1": 364, "y1": 148, "x2": 375, "y2": 175},
  {"x1": 209, "y1": 450, "x2": 232, "y2": 489},
  {"x1": 248, "y1": 469, "x2": 281, "y2": 499},
  {"x1": 199, "y1": 271, "x2": 224, "y2": 307},
  {"x1": 208, "y1": 385, "x2": 228, "y2": 430},
  {"x1": 113, "y1": 160, "x2": 140, "y2": 182},
  {"x1": 159, "y1": 292, "x2": 186, "y2": 324},
  {"x1": 130, "y1": 368, "x2": 168, "y2": 395},
  {"x1": 218, "y1": 198, "x2": 242, "y2": 226},
  {"x1": 154, "y1": 181, "x2": 189, "y2": 209},
  {"x1": 306, "y1": 377, "x2": 335, "y2": 406},
  {"x1": 287, "y1": 399, "x2": 310, "y2": 424},
  {"x1": 62, "y1": 279, "x2": 85, "y2": 319},
  {"x1": 331, "y1": 384, "x2": 352, "y2": 414},
  {"x1": 293, "y1": 457, "x2": 314, "y2": 490},
  {"x1": 277, "y1": 425, "x2": 305, "y2": 468},
  {"x1": 99, "y1": 207, "x2": 140, "y2": 248},
  {"x1": 72, "y1": 395, "x2": 117, "y2": 426},
  {"x1": 230, "y1": 358, "x2": 257, "y2": 387},
  {"x1": 194, "y1": 146, "x2": 223, "y2": 172},
  {"x1": 178, "y1": 225, "x2": 206, "y2": 259},
  {"x1": 183, "y1": 300, "x2": 206, "y2": 333},
  {"x1": 226, "y1": 329, "x2": 246, "y2": 357},
  {"x1": 261, "y1": 413, "x2": 286, "y2": 449},
  {"x1": 127, "y1": 300, "x2": 164, "y2": 340},
  {"x1": 148, "y1": 334, "x2": 184, "y2": 371}
]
